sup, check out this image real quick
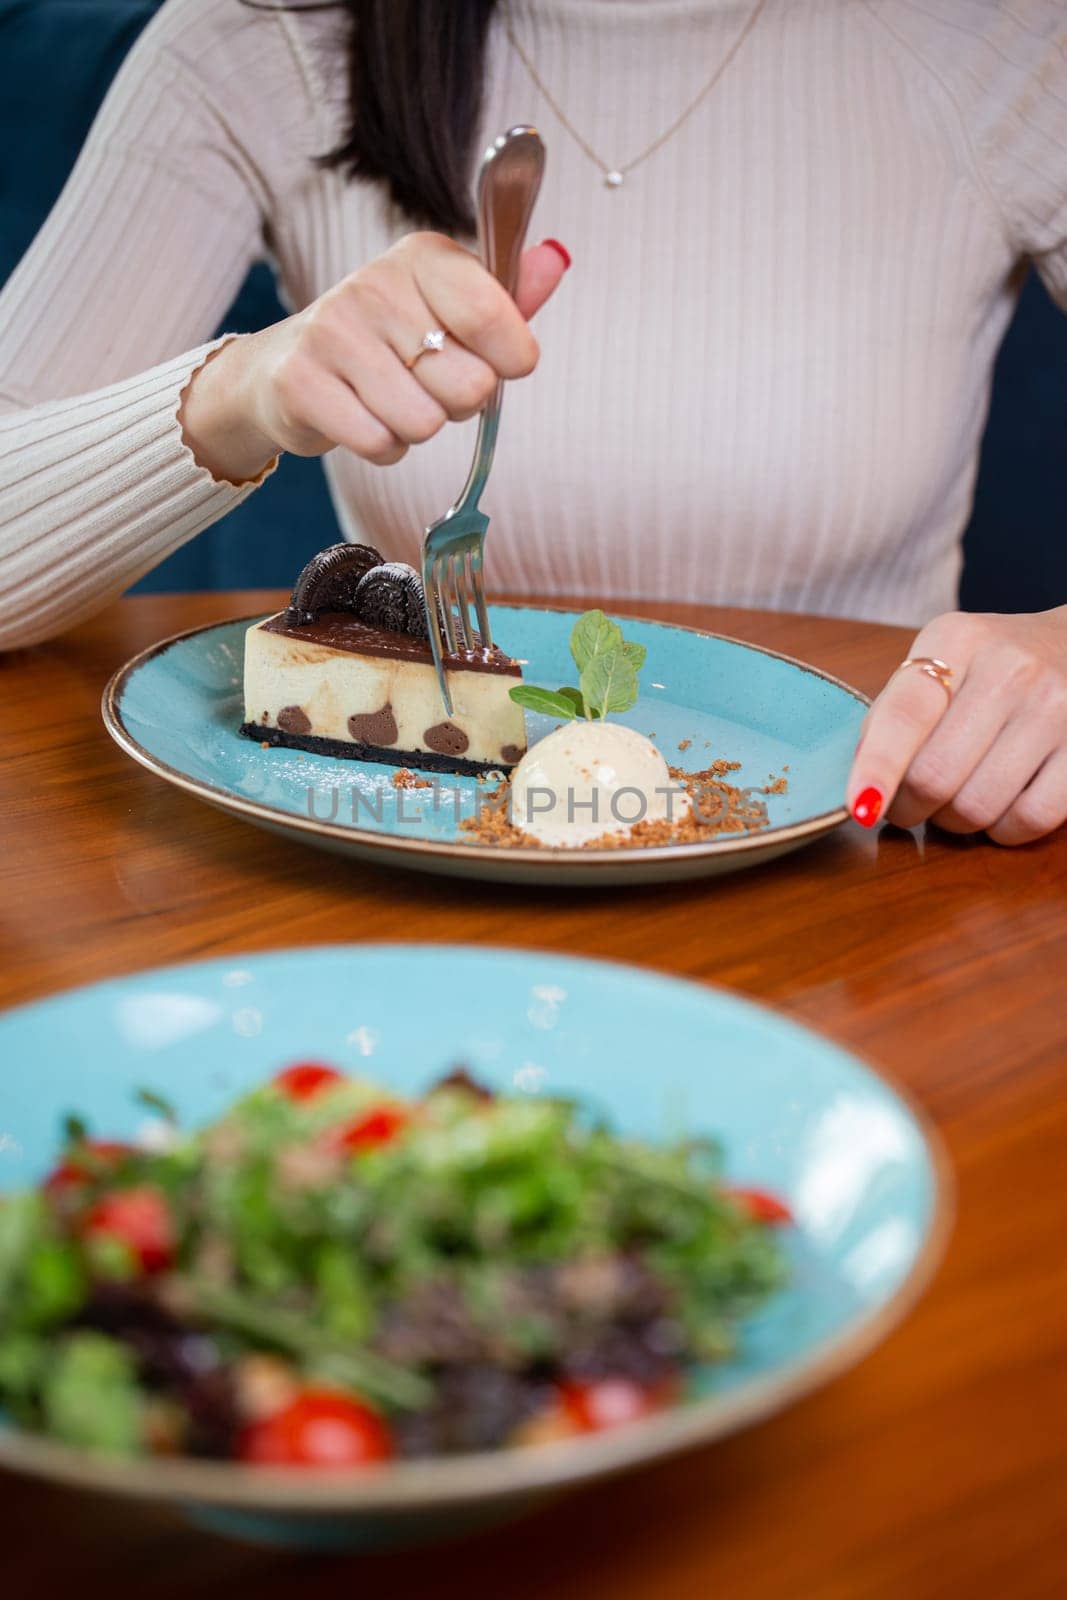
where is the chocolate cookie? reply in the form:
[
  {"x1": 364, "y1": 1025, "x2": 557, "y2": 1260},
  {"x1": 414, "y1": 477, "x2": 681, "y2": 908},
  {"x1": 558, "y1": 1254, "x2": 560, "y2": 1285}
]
[
  {"x1": 286, "y1": 543, "x2": 384, "y2": 625},
  {"x1": 353, "y1": 563, "x2": 429, "y2": 639}
]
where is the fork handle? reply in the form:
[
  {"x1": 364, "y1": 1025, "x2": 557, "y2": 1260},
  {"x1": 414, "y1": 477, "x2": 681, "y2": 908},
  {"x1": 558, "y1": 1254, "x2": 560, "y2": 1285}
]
[{"x1": 451, "y1": 126, "x2": 545, "y2": 517}]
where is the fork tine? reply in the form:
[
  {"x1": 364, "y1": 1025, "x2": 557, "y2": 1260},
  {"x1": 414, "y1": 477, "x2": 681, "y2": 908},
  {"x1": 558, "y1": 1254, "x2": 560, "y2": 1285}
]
[
  {"x1": 422, "y1": 549, "x2": 454, "y2": 716},
  {"x1": 453, "y1": 554, "x2": 475, "y2": 653},
  {"x1": 440, "y1": 556, "x2": 459, "y2": 657},
  {"x1": 433, "y1": 553, "x2": 452, "y2": 652},
  {"x1": 469, "y1": 546, "x2": 492, "y2": 649}
]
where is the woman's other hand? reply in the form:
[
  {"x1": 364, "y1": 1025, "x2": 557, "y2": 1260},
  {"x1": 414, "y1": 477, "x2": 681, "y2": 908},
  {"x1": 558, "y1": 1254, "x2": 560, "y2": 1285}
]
[
  {"x1": 847, "y1": 608, "x2": 1067, "y2": 846},
  {"x1": 179, "y1": 234, "x2": 570, "y2": 484}
]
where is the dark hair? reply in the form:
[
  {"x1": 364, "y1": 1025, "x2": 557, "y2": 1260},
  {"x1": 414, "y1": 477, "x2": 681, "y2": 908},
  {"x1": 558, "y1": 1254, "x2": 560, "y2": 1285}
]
[{"x1": 242, "y1": 1, "x2": 498, "y2": 234}]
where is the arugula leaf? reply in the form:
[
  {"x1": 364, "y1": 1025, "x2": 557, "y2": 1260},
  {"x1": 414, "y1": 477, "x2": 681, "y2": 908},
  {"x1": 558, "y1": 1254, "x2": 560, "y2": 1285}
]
[
  {"x1": 0, "y1": 1334, "x2": 45, "y2": 1414},
  {"x1": 23, "y1": 1240, "x2": 87, "y2": 1329},
  {"x1": 42, "y1": 1333, "x2": 145, "y2": 1455},
  {"x1": 508, "y1": 685, "x2": 579, "y2": 720},
  {"x1": 136, "y1": 1087, "x2": 178, "y2": 1125},
  {"x1": 186, "y1": 1280, "x2": 431, "y2": 1410},
  {"x1": 570, "y1": 609, "x2": 623, "y2": 674},
  {"x1": 84, "y1": 1231, "x2": 138, "y2": 1283},
  {"x1": 62, "y1": 1113, "x2": 88, "y2": 1146},
  {"x1": 0, "y1": 1193, "x2": 48, "y2": 1321},
  {"x1": 315, "y1": 1240, "x2": 375, "y2": 1341},
  {"x1": 581, "y1": 649, "x2": 639, "y2": 719}
]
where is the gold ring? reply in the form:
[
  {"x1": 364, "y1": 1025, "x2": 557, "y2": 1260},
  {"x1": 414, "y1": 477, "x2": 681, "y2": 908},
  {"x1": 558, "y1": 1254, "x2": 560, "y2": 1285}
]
[
  {"x1": 404, "y1": 329, "x2": 446, "y2": 370},
  {"x1": 895, "y1": 656, "x2": 954, "y2": 700}
]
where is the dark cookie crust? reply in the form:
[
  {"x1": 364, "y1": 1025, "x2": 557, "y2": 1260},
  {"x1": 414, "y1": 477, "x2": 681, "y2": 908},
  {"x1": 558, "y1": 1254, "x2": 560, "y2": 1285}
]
[{"x1": 240, "y1": 721, "x2": 519, "y2": 777}]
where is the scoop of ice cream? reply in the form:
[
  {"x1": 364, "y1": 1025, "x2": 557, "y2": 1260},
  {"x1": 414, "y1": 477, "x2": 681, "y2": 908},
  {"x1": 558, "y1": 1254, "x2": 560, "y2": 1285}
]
[{"x1": 510, "y1": 722, "x2": 689, "y2": 847}]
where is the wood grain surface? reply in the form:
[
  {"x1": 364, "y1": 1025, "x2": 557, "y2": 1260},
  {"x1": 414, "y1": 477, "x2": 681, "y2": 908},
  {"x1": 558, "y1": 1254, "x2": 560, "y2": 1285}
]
[{"x1": 1, "y1": 591, "x2": 1065, "y2": 1599}]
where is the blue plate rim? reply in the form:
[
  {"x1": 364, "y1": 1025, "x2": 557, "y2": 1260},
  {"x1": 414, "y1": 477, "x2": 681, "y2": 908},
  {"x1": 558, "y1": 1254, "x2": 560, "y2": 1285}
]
[
  {"x1": 100, "y1": 604, "x2": 871, "y2": 870},
  {"x1": 0, "y1": 941, "x2": 952, "y2": 1514}
]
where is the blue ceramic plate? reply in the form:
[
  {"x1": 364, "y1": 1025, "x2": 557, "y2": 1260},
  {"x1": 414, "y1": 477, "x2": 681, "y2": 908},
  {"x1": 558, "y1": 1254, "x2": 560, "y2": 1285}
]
[
  {"x1": 102, "y1": 606, "x2": 868, "y2": 886},
  {"x1": 0, "y1": 946, "x2": 949, "y2": 1549}
]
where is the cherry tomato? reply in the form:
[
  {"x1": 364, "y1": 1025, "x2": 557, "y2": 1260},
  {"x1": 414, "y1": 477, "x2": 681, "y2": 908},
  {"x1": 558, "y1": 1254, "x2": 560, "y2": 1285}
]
[
  {"x1": 237, "y1": 1388, "x2": 392, "y2": 1467},
  {"x1": 44, "y1": 1140, "x2": 132, "y2": 1196},
  {"x1": 272, "y1": 1062, "x2": 346, "y2": 1102},
  {"x1": 560, "y1": 1377, "x2": 666, "y2": 1433},
  {"x1": 82, "y1": 1184, "x2": 176, "y2": 1273},
  {"x1": 726, "y1": 1186, "x2": 793, "y2": 1226},
  {"x1": 324, "y1": 1105, "x2": 409, "y2": 1155}
]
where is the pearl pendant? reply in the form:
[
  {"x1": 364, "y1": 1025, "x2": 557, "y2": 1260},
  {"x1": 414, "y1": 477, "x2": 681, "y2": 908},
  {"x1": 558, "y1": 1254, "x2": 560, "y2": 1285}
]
[{"x1": 604, "y1": 169, "x2": 624, "y2": 188}]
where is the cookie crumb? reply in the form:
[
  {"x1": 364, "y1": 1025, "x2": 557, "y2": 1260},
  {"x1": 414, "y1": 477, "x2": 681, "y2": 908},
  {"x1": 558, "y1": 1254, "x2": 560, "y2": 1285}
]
[
  {"x1": 458, "y1": 781, "x2": 516, "y2": 845},
  {"x1": 678, "y1": 738, "x2": 692, "y2": 752},
  {"x1": 392, "y1": 768, "x2": 431, "y2": 790},
  {"x1": 458, "y1": 760, "x2": 788, "y2": 851}
]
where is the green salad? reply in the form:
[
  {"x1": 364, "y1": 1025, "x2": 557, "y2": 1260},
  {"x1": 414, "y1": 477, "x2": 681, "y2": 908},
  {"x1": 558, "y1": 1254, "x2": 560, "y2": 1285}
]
[{"x1": 0, "y1": 1063, "x2": 790, "y2": 1465}]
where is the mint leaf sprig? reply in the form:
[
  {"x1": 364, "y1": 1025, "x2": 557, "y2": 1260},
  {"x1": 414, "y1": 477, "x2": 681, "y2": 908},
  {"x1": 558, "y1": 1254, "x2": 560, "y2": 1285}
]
[{"x1": 509, "y1": 610, "x2": 647, "y2": 722}]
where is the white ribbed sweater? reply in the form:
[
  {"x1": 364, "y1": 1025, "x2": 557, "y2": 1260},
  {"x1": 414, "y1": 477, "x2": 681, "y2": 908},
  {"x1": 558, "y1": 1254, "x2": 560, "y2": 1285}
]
[{"x1": 1, "y1": 0, "x2": 1065, "y2": 649}]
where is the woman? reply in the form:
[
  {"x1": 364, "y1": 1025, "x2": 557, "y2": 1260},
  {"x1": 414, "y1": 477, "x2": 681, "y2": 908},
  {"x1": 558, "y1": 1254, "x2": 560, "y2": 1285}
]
[{"x1": 1, "y1": 0, "x2": 1065, "y2": 842}]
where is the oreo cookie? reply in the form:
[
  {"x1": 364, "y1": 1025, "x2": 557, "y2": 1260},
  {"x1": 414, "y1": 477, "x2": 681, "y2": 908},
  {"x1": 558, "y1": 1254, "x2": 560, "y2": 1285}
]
[
  {"x1": 286, "y1": 543, "x2": 384, "y2": 625},
  {"x1": 353, "y1": 563, "x2": 430, "y2": 639}
]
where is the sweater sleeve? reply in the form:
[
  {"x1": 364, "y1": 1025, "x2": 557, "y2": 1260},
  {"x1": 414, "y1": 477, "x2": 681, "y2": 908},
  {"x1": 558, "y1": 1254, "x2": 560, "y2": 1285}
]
[
  {"x1": 876, "y1": 1, "x2": 1067, "y2": 307},
  {"x1": 0, "y1": 0, "x2": 302, "y2": 650}
]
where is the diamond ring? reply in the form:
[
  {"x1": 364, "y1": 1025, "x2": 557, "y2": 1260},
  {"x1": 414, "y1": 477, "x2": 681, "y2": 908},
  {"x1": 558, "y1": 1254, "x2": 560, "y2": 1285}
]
[{"x1": 404, "y1": 329, "x2": 446, "y2": 371}]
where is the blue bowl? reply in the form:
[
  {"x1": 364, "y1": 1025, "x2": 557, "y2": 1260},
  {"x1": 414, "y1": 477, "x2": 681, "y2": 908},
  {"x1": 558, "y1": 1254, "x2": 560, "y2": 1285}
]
[
  {"x1": 102, "y1": 605, "x2": 868, "y2": 886},
  {"x1": 0, "y1": 946, "x2": 949, "y2": 1548}
]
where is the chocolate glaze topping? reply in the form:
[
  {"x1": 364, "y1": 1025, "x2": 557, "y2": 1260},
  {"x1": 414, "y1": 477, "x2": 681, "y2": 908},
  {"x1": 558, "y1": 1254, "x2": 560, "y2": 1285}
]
[{"x1": 261, "y1": 611, "x2": 521, "y2": 676}]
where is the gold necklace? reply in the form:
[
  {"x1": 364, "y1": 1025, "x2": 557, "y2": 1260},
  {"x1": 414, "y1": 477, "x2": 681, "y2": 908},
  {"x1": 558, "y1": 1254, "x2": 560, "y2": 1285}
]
[{"x1": 504, "y1": 0, "x2": 768, "y2": 189}]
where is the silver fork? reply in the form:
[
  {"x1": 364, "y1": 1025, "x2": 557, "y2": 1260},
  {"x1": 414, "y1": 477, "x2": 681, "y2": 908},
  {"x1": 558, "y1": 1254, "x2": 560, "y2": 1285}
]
[{"x1": 421, "y1": 125, "x2": 545, "y2": 715}]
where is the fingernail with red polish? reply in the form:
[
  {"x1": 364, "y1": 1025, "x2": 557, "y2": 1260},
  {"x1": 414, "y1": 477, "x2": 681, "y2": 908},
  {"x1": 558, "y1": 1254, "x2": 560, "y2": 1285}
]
[
  {"x1": 541, "y1": 238, "x2": 572, "y2": 270},
  {"x1": 852, "y1": 786, "x2": 883, "y2": 828}
]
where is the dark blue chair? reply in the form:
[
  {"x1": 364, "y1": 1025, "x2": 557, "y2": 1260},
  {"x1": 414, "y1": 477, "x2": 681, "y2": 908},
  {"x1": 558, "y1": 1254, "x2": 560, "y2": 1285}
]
[
  {"x1": 960, "y1": 273, "x2": 1067, "y2": 614},
  {"x1": 1, "y1": 0, "x2": 1064, "y2": 610}
]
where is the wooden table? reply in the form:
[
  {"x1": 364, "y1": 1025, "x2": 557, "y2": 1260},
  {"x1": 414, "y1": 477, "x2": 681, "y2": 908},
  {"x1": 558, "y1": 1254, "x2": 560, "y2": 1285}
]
[{"x1": 3, "y1": 592, "x2": 1066, "y2": 1599}]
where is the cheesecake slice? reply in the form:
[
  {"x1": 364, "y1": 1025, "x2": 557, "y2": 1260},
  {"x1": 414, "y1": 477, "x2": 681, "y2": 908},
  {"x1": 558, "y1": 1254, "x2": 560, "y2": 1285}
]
[{"x1": 240, "y1": 545, "x2": 526, "y2": 776}]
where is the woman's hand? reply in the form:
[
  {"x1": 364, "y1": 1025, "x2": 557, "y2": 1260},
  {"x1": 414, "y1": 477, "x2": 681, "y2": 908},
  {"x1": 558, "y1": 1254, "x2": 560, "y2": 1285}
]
[
  {"x1": 847, "y1": 607, "x2": 1067, "y2": 846},
  {"x1": 179, "y1": 233, "x2": 570, "y2": 484}
]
